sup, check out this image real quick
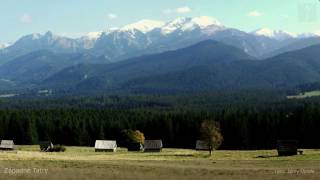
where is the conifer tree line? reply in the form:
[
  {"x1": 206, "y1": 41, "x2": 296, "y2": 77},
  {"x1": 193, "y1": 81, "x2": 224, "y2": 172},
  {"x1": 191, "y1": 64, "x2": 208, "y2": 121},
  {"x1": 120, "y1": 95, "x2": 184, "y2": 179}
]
[{"x1": 0, "y1": 100, "x2": 319, "y2": 149}]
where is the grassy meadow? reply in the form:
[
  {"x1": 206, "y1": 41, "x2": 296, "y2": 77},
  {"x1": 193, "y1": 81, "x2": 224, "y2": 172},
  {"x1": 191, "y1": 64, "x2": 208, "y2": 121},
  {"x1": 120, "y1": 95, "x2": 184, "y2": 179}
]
[{"x1": 0, "y1": 146, "x2": 319, "y2": 179}]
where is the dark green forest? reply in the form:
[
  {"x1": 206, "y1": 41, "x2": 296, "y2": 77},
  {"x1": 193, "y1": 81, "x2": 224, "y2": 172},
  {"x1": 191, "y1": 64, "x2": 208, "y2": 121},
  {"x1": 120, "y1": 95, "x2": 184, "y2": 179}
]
[{"x1": 0, "y1": 92, "x2": 320, "y2": 150}]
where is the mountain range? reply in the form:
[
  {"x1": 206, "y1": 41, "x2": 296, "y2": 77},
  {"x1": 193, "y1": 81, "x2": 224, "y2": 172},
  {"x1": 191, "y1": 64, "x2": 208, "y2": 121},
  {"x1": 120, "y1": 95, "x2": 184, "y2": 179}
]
[
  {"x1": 0, "y1": 16, "x2": 320, "y2": 94},
  {"x1": 1, "y1": 16, "x2": 320, "y2": 62},
  {"x1": 41, "y1": 40, "x2": 320, "y2": 93}
]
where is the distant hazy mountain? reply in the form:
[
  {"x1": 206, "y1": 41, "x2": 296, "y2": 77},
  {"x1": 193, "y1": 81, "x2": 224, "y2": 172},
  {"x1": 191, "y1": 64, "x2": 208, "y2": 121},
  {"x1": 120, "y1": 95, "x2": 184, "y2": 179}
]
[
  {"x1": 0, "y1": 31, "x2": 88, "y2": 65},
  {"x1": 0, "y1": 50, "x2": 108, "y2": 84},
  {"x1": 263, "y1": 37, "x2": 320, "y2": 58},
  {"x1": 210, "y1": 28, "x2": 293, "y2": 58},
  {"x1": 0, "y1": 16, "x2": 320, "y2": 93},
  {"x1": 251, "y1": 28, "x2": 296, "y2": 41},
  {"x1": 121, "y1": 19, "x2": 165, "y2": 33},
  {"x1": 91, "y1": 16, "x2": 225, "y2": 61},
  {"x1": 40, "y1": 40, "x2": 320, "y2": 93},
  {"x1": 0, "y1": 43, "x2": 10, "y2": 49},
  {"x1": 86, "y1": 18, "x2": 320, "y2": 60},
  {"x1": 119, "y1": 43, "x2": 320, "y2": 92},
  {"x1": 42, "y1": 40, "x2": 252, "y2": 89},
  {"x1": 1, "y1": 16, "x2": 319, "y2": 65},
  {"x1": 77, "y1": 32, "x2": 103, "y2": 49},
  {"x1": 89, "y1": 17, "x2": 304, "y2": 61}
]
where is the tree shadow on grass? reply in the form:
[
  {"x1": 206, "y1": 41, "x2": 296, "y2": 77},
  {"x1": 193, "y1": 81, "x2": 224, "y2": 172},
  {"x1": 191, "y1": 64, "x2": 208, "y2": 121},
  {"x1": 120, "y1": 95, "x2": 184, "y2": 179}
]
[
  {"x1": 148, "y1": 154, "x2": 194, "y2": 157},
  {"x1": 255, "y1": 155, "x2": 279, "y2": 159}
]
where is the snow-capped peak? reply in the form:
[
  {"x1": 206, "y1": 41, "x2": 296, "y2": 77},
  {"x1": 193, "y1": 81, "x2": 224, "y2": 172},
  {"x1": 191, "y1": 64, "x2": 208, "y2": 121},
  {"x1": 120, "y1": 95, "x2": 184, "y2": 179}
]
[
  {"x1": 0, "y1": 43, "x2": 10, "y2": 49},
  {"x1": 190, "y1": 16, "x2": 223, "y2": 28},
  {"x1": 31, "y1": 33, "x2": 41, "y2": 40},
  {"x1": 18, "y1": 31, "x2": 58, "y2": 42},
  {"x1": 161, "y1": 16, "x2": 223, "y2": 34},
  {"x1": 252, "y1": 28, "x2": 296, "y2": 40},
  {"x1": 85, "y1": 31, "x2": 103, "y2": 40},
  {"x1": 313, "y1": 31, "x2": 320, "y2": 37},
  {"x1": 296, "y1": 32, "x2": 320, "y2": 38},
  {"x1": 30, "y1": 31, "x2": 60, "y2": 40},
  {"x1": 83, "y1": 16, "x2": 224, "y2": 37},
  {"x1": 82, "y1": 28, "x2": 120, "y2": 40},
  {"x1": 121, "y1": 19, "x2": 165, "y2": 33}
]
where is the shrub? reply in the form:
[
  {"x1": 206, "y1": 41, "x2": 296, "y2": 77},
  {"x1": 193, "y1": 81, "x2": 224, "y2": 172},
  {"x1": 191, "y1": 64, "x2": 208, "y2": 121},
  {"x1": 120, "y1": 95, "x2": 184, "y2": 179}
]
[{"x1": 122, "y1": 129, "x2": 145, "y2": 144}]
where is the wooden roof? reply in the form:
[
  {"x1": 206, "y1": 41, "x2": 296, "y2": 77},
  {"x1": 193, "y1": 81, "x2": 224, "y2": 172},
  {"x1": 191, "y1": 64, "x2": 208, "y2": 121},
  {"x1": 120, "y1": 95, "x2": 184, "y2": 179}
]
[
  {"x1": 95, "y1": 140, "x2": 117, "y2": 150},
  {"x1": 144, "y1": 140, "x2": 163, "y2": 149},
  {"x1": 196, "y1": 140, "x2": 210, "y2": 150},
  {"x1": 0, "y1": 140, "x2": 15, "y2": 149}
]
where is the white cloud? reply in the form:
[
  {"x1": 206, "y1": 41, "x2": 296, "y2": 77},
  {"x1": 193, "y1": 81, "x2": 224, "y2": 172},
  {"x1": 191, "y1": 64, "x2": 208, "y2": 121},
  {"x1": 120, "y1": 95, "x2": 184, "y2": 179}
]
[
  {"x1": 163, "y1": 9, "x2": 173, "y2": 14},
  {"x1": 163, "y1": 6, "x2": 192, "y2": 14},
  {"x1": 176, "y1": 6, "x2": 192, "y2": 14},
  {"x1": 20, "y1": 14, "x2": 32, "y2": 24},
  {"x1": 108, "y1": 13, "x2": 118, "y2": 20},
  {"x1": 247, "y1": 10, "x2": 263, "y2": 17}
]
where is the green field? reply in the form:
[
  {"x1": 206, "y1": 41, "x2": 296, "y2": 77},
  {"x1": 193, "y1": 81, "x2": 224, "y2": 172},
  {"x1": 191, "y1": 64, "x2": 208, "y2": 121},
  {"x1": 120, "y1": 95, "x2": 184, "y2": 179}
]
[
  {"x1": 0, "y1": 146, "x2": 319, "y2": 180},
  {"x1": 287, "y1": 91, "x2": 320, "y2": 99}
]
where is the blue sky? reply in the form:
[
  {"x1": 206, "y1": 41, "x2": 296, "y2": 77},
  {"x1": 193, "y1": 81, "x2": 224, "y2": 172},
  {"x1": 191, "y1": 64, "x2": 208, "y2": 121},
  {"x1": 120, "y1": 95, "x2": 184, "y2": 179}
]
[{"x1": 1, "y1": 0, "x2": 320, "y2": 44}]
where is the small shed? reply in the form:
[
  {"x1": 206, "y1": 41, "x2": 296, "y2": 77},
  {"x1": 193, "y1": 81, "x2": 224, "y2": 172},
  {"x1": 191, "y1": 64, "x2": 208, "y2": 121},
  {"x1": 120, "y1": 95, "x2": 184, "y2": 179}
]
[
  {"x1": 127, "y1": 142, "x2": 143, "y2": 152},
  {"x1": 0, "y1": 140, "x2": 15, "y2": 151},
  {"x1": 95, "y1": 140, "x2": 117, "y2": 152},
  {"x1": 144, "y1": 140, "x2": 163, "y2": 152},
  {"x1": 196, "y1": 140, "x2": 210, "y2": 151},
  {"x1": 277, "y1": 140, "x2": 298, "y2": 156},
  {"x1": 39, "y1": 141, "x2": 54, "y2": 152}
]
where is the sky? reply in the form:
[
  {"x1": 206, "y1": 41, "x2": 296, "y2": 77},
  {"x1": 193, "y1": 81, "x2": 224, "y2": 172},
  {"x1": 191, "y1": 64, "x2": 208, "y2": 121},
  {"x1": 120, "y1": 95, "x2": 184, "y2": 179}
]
[{"x1": 0, "y1": 0, "x2": 320, "y2": 44}]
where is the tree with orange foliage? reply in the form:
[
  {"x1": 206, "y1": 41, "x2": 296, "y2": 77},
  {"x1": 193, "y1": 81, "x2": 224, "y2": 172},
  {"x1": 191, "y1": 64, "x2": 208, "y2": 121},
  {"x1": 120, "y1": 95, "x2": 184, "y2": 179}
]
[{"x1": 200, "y1": 120, "x2": 223, "y2": 156}]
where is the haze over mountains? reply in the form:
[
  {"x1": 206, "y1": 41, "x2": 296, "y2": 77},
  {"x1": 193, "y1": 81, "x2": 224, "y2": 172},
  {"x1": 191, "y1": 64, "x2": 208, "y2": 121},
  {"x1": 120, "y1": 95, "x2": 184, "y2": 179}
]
[
  {"x1": 1, "y1": 16, "x2": 320, "y2": 94},
  {"x1": 41, "y1": 40, "x2": 320, "y2": 92}
]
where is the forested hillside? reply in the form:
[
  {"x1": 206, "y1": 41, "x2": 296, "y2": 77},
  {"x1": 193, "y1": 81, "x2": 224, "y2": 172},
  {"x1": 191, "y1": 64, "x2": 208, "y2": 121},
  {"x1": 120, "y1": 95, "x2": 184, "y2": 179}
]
[{"x1": 0, "y1": 94, "x2": 319, "y2": 149}]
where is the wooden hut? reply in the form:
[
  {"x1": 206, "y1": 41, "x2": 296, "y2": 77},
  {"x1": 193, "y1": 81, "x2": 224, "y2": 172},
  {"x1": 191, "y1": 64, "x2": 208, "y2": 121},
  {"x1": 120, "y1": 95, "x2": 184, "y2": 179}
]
[
  {"x1": 196, "y1": 140, "x2": 210, "y2": 151},
  {"x1": 0, "y1": 140, "x2": 15, "y2": 151},
  {"x1": 144, "y1": 140, "x2": 163, "y2": 152},
  {"x1": 277, "y1": 140, "x2": 298, "y2": 156},
  {"x1": 39, "y1": 141, "x2": 54, "y2": 152},
  {"x1": 95, "y1": 140, "x2": 117, "y2": 152}
]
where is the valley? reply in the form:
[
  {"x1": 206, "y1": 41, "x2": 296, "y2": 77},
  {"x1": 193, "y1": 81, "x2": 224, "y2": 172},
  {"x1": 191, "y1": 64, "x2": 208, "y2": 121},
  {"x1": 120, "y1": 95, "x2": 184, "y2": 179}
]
[{"x1": 1, "y1": 4, "x2": 320, "y2": 179}]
